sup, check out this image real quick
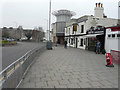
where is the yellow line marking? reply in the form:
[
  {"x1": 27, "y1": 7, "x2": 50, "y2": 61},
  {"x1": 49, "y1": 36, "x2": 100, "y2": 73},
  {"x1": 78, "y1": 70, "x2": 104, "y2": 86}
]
[
  {"x1": 7, "y1": 68, "x2": 14, "y2": 75},
  {"x1": 0, "y1": 61, "x2": 23, "y2": 82},
  {"x1": 0, "y1": 76, "x2": 4, "y2": 82}
]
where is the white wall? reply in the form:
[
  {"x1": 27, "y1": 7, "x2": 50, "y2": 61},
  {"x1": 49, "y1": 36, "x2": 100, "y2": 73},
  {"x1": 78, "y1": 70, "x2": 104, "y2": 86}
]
[
  {"x1": 56, "y1": 15, "x2": 71, "y2": 22},
  {"x1": 118, "y1": 1, "x2": 120, "y2": 19},
  {"x1": 77, "y1": 36, "x2": 86, "y2": 49},
  {"x1": 94, "y1": 7, "x2": 104, "y2": 18},
  {"x1": 105, "y1": 28, "x2": 120, "y2": 53}
]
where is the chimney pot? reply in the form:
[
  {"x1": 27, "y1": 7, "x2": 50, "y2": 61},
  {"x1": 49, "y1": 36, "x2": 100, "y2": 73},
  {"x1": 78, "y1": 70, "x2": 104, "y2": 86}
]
[
  {"x1": 98, "y1": 3, "x2": 101, "y2": 7},
  {"x1": 96, "y1": 3, "x2": 97, "y2": 7},
  {"x1": 101, "y1": 3, "x2": 103, "y2": 8}
]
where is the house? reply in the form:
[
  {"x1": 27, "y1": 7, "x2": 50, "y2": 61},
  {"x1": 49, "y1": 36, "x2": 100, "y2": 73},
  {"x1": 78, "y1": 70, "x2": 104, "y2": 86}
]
[{"x1": 65, "y1": 3, "x2": 118, "y2": 52}]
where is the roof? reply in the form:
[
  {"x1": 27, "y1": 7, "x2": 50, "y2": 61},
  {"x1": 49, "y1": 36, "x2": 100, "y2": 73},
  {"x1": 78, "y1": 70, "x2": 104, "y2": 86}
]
[{"x1": 52, "y1": 9, "x2": 76, "y2": 16}]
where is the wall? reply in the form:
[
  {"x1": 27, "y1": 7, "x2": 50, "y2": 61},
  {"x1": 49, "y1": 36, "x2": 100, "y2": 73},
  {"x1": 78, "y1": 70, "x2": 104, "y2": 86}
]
[
  {"x1": 56, "y1": 22, "x2": 66, "y2": 33},
  {"x1": 56, "y1": 15, "x2": 71, "y2": 22}
]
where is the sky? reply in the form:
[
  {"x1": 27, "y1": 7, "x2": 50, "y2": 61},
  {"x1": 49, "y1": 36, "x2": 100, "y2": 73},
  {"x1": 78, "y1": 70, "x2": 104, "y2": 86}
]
[{"x1": 0, "y1": 0, "x2": 119, "y2": 31}]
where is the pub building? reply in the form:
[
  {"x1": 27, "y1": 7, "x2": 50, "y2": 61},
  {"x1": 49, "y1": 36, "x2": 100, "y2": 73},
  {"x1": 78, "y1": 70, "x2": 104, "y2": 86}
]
[{"x1": 85, "y1": 26, "x2": 106, "y2": 53}]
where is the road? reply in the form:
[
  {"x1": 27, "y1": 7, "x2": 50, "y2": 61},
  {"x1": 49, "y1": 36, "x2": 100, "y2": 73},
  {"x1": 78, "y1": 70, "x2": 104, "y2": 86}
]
[{"x1": 2, "y1": 41, "x2": 45, "y2": 70}]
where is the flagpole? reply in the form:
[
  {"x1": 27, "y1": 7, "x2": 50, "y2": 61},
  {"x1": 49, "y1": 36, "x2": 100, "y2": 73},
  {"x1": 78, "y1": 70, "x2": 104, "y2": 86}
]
[{"x1": 49, "y1": 0, "x2": 51, "y2": 41}]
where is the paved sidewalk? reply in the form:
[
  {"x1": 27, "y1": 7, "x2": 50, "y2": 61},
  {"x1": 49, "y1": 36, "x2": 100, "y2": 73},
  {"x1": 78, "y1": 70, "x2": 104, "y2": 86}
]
[{"x1": 19, "y1": 46, "x2": 118, "y2": 88}]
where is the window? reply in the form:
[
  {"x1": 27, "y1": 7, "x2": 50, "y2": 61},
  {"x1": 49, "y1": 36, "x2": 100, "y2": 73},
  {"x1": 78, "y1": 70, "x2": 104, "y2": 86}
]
[
  {"x1": 69, "y1": 28, "x2": 70, "y2": 34},
  {"x1": 80, "y1": 39, "x2": 83, "y2": 46},
  {"x1": 117, "y1": 34, "x2": 120, "y2": 37},
  {"x1": 84, "y1": 39, "x2": 86, "y2": 45},
  {"x1": 108, "y1": 35, "x2": 111, "y2": 38},
  {"x1": 66, "y1": 29, "x2": 68, "y2": 33},
  {"x1": 112, "y1": 34, "x2": 115, "y2": 38},
  {"x1": 74, "y1": 38, "x2": 75, "y2": 44},
  {"x1": 72, "y1": 30, "x2": 74, "y2": 34},
  {"x1": 69, "y1": 38, "x2": 70, "y2": 43},
  {"x1": 71, "y1": 39, "x2": 73, "y2": 45},
  {"x1": 81, "y1": 25, "x2": 84, "y2": 33}
]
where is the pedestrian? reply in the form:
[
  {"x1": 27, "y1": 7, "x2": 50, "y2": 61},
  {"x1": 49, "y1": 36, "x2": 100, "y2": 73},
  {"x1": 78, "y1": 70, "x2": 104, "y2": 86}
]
[
  {"x1": 64, "y1": 40, "x2": 67, "y2": 48},
  {"x1": 96, "y1": 40, "x2": 101, "y2": 54}
]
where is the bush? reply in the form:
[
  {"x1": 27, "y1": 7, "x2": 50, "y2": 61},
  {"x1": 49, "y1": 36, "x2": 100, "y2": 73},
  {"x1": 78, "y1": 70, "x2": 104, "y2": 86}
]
[{"x1": 0, "y1": 40, "x2": 17, "y2": 46}]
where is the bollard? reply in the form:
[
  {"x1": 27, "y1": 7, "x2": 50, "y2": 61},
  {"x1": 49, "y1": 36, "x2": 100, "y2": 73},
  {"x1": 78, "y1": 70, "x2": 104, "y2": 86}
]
[{"x1": 105, "y1": 53, "x2": 114, "y2": 67}]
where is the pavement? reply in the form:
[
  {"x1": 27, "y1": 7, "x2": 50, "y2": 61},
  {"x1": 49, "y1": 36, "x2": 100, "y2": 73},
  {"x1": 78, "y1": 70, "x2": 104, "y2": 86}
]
[{"x1": 19, "y1": 45, "x2": 118, "y2": 88}]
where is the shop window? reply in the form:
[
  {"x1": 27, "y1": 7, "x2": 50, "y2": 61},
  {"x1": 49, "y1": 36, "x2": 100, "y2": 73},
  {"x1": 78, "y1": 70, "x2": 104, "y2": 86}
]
[
  {"x1": 112, "y1": 34, "x2": 115, "y2": 38},
  {"x1": 88, "y1": 38, "x2": 96, "y2": 47},
  {"x1": 81, "y1": 25, "x2": 84, "y2": 33}
]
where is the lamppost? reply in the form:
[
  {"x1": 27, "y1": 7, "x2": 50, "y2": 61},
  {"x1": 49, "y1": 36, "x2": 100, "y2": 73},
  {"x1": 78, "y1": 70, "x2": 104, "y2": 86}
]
[
  {"x1": 13, "y1": 21, "x2": 18, "y2": 40},
  {"x1": 69, "y1": 28, "x2": 70, "y2": 46},
  {"x1": 49, "y1": 0, "x2": 51, "y2": 41},
  {"x1": 44, "y1": 19, "x2": 48, "y2": 40},
  {"x1": 46, "y1": 0, "x2": 52, "y2": 50},
  {"x1": 13, "y1": 21, "x2": 18, "y2": 28}
]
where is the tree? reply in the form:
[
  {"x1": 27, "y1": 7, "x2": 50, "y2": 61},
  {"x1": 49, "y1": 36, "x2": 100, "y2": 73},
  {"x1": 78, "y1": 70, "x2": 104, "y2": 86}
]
[
  {"x1": 24, "y1": 30, "x2": 33, "y2": 40},
  {"x1": 2, "y1": 29, "x2": 9, "y2": 38}
]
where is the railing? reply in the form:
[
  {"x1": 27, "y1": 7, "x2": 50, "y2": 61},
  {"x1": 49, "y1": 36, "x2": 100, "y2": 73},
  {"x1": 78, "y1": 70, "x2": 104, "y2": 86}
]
[{"x1": 0, "y1": 45, "x2": 45, "y2": 89}]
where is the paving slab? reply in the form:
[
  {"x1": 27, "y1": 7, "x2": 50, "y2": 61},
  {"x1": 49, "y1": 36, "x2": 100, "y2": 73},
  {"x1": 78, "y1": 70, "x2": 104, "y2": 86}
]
[{"x1": 19, "y1": 46, "x2": 118, "y2": 88}]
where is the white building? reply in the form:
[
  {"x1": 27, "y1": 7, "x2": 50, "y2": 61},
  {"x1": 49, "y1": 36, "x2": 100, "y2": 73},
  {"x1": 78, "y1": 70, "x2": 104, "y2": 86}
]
[
  {"x1": 52, "y1": 9, "x2": 75, "y2": 44},
  {"x1": 65, "y1": 3, "x2": 118, "y2": 52},
  {"x1": 105, "y1": 26, "x2": 120, "y2": 64}
]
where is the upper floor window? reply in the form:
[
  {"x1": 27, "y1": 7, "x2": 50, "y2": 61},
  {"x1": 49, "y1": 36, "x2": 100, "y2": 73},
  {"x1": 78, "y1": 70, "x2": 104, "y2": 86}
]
[
  {"x1": 72, "y1": 29, "x2": 74, "y2": 34},
  {"x1": 117, "y1": 34, "x2": 120, "y2": 37},
  {"x1": 69, "y1": 28, "x2": 70, "y2": 34},
  {"x1": 108, "y1": 34, "x2": 111, "y2": 38},
  {"x1": 112, "y1": 34, "x2": 115, "y2": 38},
  {"x1": 81, "y1": 25, "x2": 84, "y2": 33},
  {"x1": 66, "y1": 29, "x2": 68, "y2": 34}
]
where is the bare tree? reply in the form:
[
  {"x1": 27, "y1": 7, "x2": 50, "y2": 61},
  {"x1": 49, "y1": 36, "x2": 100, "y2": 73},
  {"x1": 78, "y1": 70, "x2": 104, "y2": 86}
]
[{"x1": 24, "y1": 30, "x2": 33, "y2": 40}]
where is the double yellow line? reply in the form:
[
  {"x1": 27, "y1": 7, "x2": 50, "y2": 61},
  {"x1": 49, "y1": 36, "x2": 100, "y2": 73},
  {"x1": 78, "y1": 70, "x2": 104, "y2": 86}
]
[{"x1": 0, "y1": 61, "x2": 23, "y2": 82}]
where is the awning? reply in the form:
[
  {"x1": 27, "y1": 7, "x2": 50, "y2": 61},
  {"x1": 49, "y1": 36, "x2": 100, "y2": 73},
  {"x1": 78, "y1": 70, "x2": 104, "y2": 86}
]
[{"x1": 85, "y1": 34, "x2": 103, "y2": 37}]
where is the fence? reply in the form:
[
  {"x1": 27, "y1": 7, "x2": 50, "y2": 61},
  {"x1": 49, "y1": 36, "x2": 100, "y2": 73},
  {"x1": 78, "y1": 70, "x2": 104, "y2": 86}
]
[
  {"x1": 111, "y1": 50, "x2": 120, "y2": 65},
  {"x1": 0, "y1": 45, "x2": 46, "y2": 89}
]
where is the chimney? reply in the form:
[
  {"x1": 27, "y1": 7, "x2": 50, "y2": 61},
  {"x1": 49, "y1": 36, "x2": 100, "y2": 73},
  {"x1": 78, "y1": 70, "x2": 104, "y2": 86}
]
[{"x1": 94, "y1": 2, "x2": 104, "y2": 18}]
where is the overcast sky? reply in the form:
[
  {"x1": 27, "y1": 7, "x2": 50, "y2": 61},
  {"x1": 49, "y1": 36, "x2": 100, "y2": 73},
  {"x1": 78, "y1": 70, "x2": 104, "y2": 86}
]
[{"x1": 0, "y1": 0, "x2": 119, "y2": 31}]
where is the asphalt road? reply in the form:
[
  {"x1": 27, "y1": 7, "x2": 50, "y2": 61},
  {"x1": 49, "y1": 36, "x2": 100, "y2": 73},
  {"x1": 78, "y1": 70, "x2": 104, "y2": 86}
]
[{"x1": 2, "y1": 41, "x2": 45, "y2": 70}]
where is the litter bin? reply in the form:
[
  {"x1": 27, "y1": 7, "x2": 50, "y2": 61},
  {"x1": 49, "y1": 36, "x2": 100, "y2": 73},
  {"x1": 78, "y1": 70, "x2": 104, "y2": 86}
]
[{"x1": 46, "y1": 41, "x2": 53, "y2": 50}]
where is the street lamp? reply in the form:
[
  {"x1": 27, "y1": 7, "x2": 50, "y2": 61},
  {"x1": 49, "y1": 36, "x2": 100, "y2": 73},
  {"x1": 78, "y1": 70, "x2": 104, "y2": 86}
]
[
  {"x1": 44, "y1": 19, "x2": 49, "y2": 40},
  {"x1": 49, "y1": 0, "x2": 51, "y2": 41},
  {"x1": 13, "y1": 21, "x2": 18, "y2": 28},
  {"x1": 46, "y1": 0, "x2": 53, "y2": 50}
]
